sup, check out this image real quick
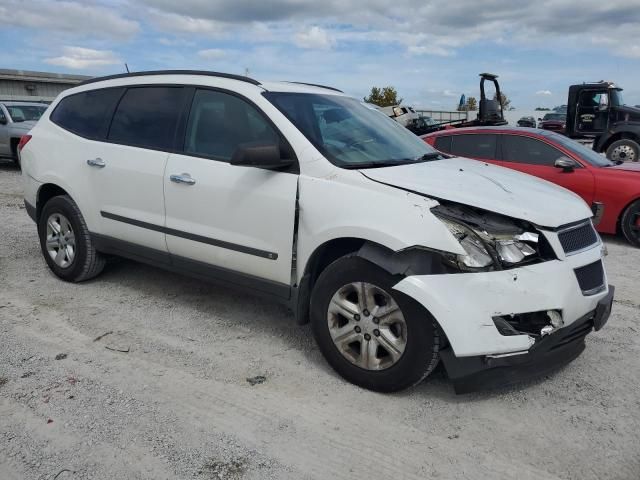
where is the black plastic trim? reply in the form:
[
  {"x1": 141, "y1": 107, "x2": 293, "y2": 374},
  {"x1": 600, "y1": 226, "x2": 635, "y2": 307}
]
[
  {"x1": 24, "y1": 200, "x2": 36, "y2": 222},
  {"x1": 285, "y1": 81, "x2": 343, "y2": 93},
  {"x1": 78, "y1": 70, "x2": 261, "y2": 87},
  {"x1": 100, "y1": 211, "x2": 278, "y2": 260},
  {"x1": 91, "y1": 233, "x2": 290, "y2": 299}
]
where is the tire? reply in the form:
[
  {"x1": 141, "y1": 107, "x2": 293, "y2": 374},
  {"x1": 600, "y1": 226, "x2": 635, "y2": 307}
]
[
  {"x1": 310, "y1": 255, "x2": 440, "y2": 392},
  {"x1": 38, "y1": 195, "x2": 106, "y2": 282},
  {"x1": 621, "y1": 199, "x2": 640, "y2": 248},
  {"x1": 606, "y1": 139, "x2": 639, "y2": 163}
]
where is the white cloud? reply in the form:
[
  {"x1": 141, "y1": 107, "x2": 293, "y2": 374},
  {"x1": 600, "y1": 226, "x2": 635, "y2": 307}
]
[
  {"x1": 294, "y1": 26, "x2": 335, "y2": 50},
  {"x1": 536, "y1": 90, "x2": 552, "y2": 96},
  {"x1": 44, "y1": 47, "x2": 121, "y2": 69},
  {"x1": 198, "y1": 48, "x2": 226, "y2": 60},
  {"x1": 148, "y1": 9, "x2": 226, "y2": 37},
  {"x1": 0, "y1": 0, "x2": 138, "y2": 39}
]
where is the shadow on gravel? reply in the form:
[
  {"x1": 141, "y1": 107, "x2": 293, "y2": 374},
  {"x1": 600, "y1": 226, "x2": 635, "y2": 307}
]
[{"x1": 0, "y1": 159, "x2": 20, "y2": 171}]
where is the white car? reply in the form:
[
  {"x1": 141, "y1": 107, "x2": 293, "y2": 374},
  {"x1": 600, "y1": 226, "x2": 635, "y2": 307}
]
[{"x1": 20, "y1": 71, "x2": 614, "y2": 393}]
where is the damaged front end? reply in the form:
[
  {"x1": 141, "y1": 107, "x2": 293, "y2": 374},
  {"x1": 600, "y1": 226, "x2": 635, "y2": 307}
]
[{"x1": 430, "y1": 200, "x2": 556, "y2": 272}]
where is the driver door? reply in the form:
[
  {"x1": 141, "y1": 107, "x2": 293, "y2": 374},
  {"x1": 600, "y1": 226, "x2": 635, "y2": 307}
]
[
  {"x1": 500, "y1": 134, "x2": 595, "y2": 205},
  {"x1": 576, "y1": 90, "x2": 608, "y2": 134},
  {"x1": 163, "y1": 88, "x2": 298, "y2": 295}
]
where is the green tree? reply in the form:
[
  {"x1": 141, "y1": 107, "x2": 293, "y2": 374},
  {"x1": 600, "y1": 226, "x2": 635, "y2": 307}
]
[
  {"x1": 494, "y1": 92, "x2": 511, "y2": 110},
  {"x1": 364, "y1": 86, "x2": 403, "y2": 107},
  {"x1": 456, "y1": 96, "x2": 478, "y2": 112}
]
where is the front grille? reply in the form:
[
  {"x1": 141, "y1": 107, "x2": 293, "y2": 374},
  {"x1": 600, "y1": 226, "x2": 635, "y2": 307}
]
[
  {"x1": 574, "y1": 260, "x2": 605, "y2": 295},
  {"x1": 558, "y1": 221, "x2": 598, "y2": 254}
]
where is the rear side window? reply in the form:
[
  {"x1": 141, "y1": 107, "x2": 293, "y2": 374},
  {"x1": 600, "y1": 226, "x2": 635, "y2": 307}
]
[
  {"x1": 433, "y1": 136, "x2": 452, "y2": 153},
  {"x1": 50, "y1": 88, "x2": 123, "y2": 140},
  {"x1": 184, "y1": 89, "x2": 279, "y2": 160},
  {"x1": 108, "y1": 87, "x2": 185, "y2": 150},
  {"x1": 502, "y1": 135, "x2": 564, "y2": 166},
  {"x1": 450, "y1": 134, "x2": 497, "y2": 159}
]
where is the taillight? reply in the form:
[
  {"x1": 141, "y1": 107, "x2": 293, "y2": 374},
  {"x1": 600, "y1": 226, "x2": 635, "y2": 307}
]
[{"x1": 18, "y1": 135, "x2": 32, "y2": 152}]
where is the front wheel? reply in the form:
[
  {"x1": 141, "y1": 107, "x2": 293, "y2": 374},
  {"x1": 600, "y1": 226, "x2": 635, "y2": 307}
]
[
  {"x1": 310, "y1": 255, "x2": 440, "y2": 392},
  {"x1": 621, "y1": 199, "x2": 640, "y2": 248},
  {"x1": 606, "y1": 139, "x2": 639, "y2": 163}
]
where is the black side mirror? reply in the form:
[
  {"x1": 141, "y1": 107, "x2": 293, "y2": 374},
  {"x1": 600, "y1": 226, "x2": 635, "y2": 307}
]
[
  {"x1": 555, "y1": 156, "x2": 576, "y2": 172},
  {"x1": 230, "y1": 142, "x2": 293, "y2": 170}
]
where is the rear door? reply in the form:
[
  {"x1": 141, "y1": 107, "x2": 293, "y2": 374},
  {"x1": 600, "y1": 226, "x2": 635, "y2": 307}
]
[
  {"x1": 87, "y1": 86, "x2": 188, "y2": 256},
  {"x1": 447, "y1": 133, "x2": 502, "y2": 166},
  {"x1": 163, "y1": 88, "x2": 298, "y2": 293},
  {"x1": 500, "y1": 134, "x2": 595, "y2": 204}
]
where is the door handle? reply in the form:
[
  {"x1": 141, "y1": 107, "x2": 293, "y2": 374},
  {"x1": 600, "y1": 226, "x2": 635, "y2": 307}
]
[
  {"x1": 170, "y1": 173, "x2": 196, "y2": 185},
  {"x1": 86, "y1": 158, "x2": 106, "y2": 168}
]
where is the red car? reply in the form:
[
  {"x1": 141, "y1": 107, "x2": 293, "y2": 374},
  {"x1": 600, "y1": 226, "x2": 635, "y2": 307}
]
[
  {"x1": 423, "y1": 127, "x2": 640, "y2": 247},
  {"x1": 537, "y1": 112, "x2": 566, "y2": 134}
]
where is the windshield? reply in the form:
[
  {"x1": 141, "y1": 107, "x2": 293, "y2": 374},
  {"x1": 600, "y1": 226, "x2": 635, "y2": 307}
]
[
  {"x1": 548, "y1": 133, "x2": 614, "y2": 167},
  {"x1": 543, "y1": 113, "x2": 566, "y2": 121},
  {"x1": 610, "y1": 89, "x2": 624, "y2": 107},
  {"x1": 6, "y1": 105, "x2": 47, "y2": 122},
  {"x1": 264, "y1": 92, "x2": 439, "y2": 168}
]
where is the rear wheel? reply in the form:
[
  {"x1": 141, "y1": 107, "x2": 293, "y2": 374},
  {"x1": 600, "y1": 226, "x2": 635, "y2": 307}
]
[
  {"x1": 38, "y1": 195, "x2": 106, "y2": 282},
  {"x1": 310, "y1": 255, "x2": 440, "y2": 392},
  {"x1": 621, "y1": 199, "x2": 640, "y2": 248},
  {"x1": 606, "y1": 139, "x2": 639, "y2": 163}
]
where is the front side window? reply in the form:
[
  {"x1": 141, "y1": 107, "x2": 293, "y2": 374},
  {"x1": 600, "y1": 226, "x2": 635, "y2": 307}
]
[
  {"x1": 6, "y1": 105, "x2": 47, "y2": 122},
  {"x1": 449, "y1": 134, "x2": 497, "y2": 159},
  {"x1": 547, "y1": 132, "x2": 613, "y2": 167},
  {"x1": 108, "y1": 87, "x2": 185, "y2": 150},
  {"x1": 264, "y1": 92, "x2": 439, "y2": 169},
  {"x1": 51, "y1": 88, "x2": 123, "y2": 139},
  {"x1": 502, "y1": 135, "x2": 565, "y2": 166},
  {"x1": 184, "y1": 89, "x2": 279, "y2": 160}
]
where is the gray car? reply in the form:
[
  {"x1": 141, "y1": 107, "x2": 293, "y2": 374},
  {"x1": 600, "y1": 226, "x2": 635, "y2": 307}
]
[{"x1": 0, "y1": 101, "x2": 48, "y2": 166}]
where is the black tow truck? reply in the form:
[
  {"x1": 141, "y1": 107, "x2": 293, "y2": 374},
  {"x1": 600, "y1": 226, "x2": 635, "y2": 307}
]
[{"x1": 565, "y1": 81, "x2": 640, "y2": 162}]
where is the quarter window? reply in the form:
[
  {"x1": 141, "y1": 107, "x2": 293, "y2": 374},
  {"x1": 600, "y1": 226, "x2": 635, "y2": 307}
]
[
  {"x1": 50, "y1": 88, "x2": 123, "y2": 140},
  {"x1": 502, "y1": 135, "x2": 565, "y2": 166},
  {"x1": 108, "y1": 87, "x2": 185, "y2": 150},
  {"x1": 450, "y1": 134, "x2": 497, "y2": 159},
  {"x1": 184, "y1": 89, "x2": 279, "y2": 160}
]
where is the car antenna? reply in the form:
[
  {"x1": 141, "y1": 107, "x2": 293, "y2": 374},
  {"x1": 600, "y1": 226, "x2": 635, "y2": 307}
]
[{"x1": 125, "y1": 63, "x2": 130, "y2": 73}]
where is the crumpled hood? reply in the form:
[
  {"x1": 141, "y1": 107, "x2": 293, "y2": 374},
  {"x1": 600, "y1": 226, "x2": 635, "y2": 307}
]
[{"x1": 360, "y1": 157, "x2": 593, "y2": 228}]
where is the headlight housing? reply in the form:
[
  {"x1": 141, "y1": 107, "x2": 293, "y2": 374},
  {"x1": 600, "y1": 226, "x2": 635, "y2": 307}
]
[{"x1": 432, "y1": 204, "x2": 542, "y2": 271}]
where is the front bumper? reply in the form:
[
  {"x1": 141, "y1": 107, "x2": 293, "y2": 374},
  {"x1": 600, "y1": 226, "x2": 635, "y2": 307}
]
[{"x1": 440, "y1": 286, "x2": 614, "y2": 393}]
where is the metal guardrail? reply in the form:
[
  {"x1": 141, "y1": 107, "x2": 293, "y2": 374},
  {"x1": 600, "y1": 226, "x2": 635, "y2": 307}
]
[{"x1": 416, "y1": 110, "x2": 469, "y2": 123}]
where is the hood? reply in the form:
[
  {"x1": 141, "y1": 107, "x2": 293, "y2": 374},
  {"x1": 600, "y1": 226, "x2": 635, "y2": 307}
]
[
  {"x1": 360, "y1": 157, "x2": 593, "y2": 228},
  {"x1": 614, "y1": 105, "x2": 640, "y2": 123},
  {"x1": 10, "y1": 120, "x2": 37, "y2": 131}
]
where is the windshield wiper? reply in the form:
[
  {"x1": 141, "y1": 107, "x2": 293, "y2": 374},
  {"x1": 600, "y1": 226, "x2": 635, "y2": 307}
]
[{"x1": 416, "y1": 152, "x2": 447, "y2": 161}]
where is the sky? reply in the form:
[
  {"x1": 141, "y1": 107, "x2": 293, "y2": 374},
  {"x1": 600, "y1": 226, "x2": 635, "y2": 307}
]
[{"x1": 2, "y1": 0, "x2": 640, "y2": 110}]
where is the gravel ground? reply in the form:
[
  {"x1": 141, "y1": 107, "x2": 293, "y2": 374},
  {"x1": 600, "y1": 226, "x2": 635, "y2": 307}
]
[{"x1": 1, "y1": 159, "x2": 639, "y2": 480}]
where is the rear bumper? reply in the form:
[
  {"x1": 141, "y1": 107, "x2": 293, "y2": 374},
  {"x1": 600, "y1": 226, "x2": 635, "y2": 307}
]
[{"x1": 440, "y1": 286, "x2": 614, "y2": 393}]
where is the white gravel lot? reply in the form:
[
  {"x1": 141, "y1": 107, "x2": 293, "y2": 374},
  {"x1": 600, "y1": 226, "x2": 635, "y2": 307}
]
[{"x1": 0, "y1": 159, "x2": 639, "y2": 480}]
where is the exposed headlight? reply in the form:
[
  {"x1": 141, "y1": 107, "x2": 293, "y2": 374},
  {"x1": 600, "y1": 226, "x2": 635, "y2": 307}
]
[{"x1": 435, "y1": 213, "x2": 540, "y2": 271}]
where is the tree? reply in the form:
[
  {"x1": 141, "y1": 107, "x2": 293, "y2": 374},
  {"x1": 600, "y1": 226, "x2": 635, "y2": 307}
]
[
  {"x1": 535, "y1": 107, "x2": 551, "y2": 111},
  {"x1": 363, "y1": 86, "x2": 403, "y2": 107},
  {"x1": 494, "y1": 92, "x2": 511, "y2": 110},
  {"x1": 456, "y1": 96, "x2": 478, "y2": 112}
]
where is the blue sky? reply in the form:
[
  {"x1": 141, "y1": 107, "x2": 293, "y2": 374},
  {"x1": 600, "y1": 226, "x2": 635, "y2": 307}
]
[{"x1": 2, "y1": 0, "x2": 640, "y2": 109}]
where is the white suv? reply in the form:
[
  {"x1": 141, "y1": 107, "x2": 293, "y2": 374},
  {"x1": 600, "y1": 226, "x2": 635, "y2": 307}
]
[{"x1": 21, "y1": 71, "x2": 614, "y2": 393}]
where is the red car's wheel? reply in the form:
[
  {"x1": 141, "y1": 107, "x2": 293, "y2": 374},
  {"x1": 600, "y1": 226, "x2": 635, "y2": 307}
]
[{"x1": 621, "y1": 199, "x2": 640, "y2": 248}]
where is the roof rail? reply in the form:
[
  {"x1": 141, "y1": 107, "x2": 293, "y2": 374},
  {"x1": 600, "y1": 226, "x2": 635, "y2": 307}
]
[
  {"x1": 286, "y1": 81, "x2": 343, "y2": 93},
  {"x1": 78, "y1": 70, "x2": 261, "y2": 87}
]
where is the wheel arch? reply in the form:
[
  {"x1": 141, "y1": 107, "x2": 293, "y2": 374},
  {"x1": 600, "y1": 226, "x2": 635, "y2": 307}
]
[
  {"x1": 36, "y1": 183, "x2": 71, "y2": 223},
  {"x1": 598, "y1": 130, "x2": 640, "y2": 153}
]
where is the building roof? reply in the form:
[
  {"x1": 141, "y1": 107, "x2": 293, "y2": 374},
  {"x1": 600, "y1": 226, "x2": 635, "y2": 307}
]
[{"x1": 0, "y1": 68, "x2": 91, "y2": 84}]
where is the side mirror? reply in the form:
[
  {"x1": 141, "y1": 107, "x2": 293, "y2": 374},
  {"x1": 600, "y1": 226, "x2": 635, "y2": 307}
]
[
  {"x1": 230, "y1": 142, "x2": 293, "y2": 170},
  {"x1": 537, "y1": 117, "x2": 542, "y2": 121},
  {"x1": 555, "y1": 156, "x2": 576, "y2": 172}
]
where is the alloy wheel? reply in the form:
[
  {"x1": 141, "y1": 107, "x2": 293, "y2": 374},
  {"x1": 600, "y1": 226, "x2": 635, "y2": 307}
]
[
  {"x1": 327, "y1": 282, "x2": 407, "y2": 370},
  {"x1": 46, "y1": 213, "x2": 76, "y2": 268}
]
